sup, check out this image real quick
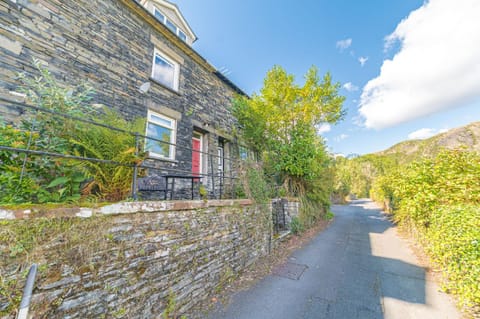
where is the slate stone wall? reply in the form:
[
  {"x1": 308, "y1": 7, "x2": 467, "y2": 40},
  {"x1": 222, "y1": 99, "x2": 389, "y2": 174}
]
[
  {"x1": 0, "y1": 200, "x2": 273, "y2": 318},
  {"x1": 0, "y1": 0, "x2": 242, "y2": 188}
]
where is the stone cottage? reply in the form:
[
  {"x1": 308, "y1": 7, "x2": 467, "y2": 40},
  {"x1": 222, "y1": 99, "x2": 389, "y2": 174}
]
[{"x1": 0, "y1": 0, "x2": 248, "y2": 198}]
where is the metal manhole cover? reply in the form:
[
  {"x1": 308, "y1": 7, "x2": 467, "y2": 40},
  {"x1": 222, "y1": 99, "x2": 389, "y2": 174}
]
[{"x1": 273, "y1": 262, "x2": 308, "y2": 280}]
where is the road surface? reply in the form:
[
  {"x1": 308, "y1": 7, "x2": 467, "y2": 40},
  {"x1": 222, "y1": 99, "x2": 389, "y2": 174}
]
[{"x1": 207, "y1": 199, "x2": 460, "y2": 319}]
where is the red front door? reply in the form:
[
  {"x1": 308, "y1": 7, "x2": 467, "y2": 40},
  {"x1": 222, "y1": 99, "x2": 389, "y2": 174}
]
[{"x1": 192, "y1": 136, "x2": 201, "y2": 177}]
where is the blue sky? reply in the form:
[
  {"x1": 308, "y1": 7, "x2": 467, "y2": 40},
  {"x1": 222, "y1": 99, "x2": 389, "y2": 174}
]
[{"x1": 174, "y1": 0, "x2": 480, "y2": 155}]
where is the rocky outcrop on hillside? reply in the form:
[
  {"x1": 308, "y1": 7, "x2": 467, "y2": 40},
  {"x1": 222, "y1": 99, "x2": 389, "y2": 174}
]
[{"x1": 379, "y1": 122, "x2": 480, "y2": 160}]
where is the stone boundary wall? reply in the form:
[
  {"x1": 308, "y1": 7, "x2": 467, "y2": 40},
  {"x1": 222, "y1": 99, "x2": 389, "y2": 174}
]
[{"x1": 0, "y1": 199, "x2": 274, "y2": 318}]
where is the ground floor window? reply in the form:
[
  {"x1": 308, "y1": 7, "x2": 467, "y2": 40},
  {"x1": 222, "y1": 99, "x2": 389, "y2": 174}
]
[
  {"x1": 218, "y1": 139, "x2": 225, "y2": 175},
  {"x1": 146, "y1": 110, "x2": 176, "y2": 159}
]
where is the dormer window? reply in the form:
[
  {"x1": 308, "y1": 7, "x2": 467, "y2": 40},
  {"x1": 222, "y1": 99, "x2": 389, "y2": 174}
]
[
  {"x1": 178, "y1": 30, "x2": 187, "y2": 42},
  {"x1": 154, "y1": 7, "x2": 188, "y2": 43},
  {"x1": 154, "y1": 8, "x2": 165, "y2": 23}
]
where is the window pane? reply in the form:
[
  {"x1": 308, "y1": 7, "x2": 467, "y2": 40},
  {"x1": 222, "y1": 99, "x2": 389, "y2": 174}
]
[
  {"x1": 153, "y1": 54, "x2": 175, "y2": 89},
  {"x1": 179, "y1": 30, "x2": 187, "y2": 42},
  {"x1": 165, "y1": 19, "x2": 177, "y2": 33},
  {"x1": 218, "y1": 146, "x2": 224, "y2": 173},
  {"x1": 154, "y1": 9, "x2": 165, "y2": 23},
  {"x1": 150, "y1": 114, "x2": 172, "y2": 128},
  {"x1": 239, "y1": 146, "x2": 248, "y2": 160},
  {"x1": 146, "y1": 122, "x2": 172, "y2": 157}
]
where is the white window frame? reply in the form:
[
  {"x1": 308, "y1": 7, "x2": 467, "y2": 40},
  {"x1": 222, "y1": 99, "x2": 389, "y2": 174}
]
[
  {"x1": 218, "y1": 143, "x2": 224, "y2": 175},
  {"x1": 146, "y1": 110, "x2": 176, "y2": 160},
  {"x1": 153, "y1": 6, "x2": 189, "y2": 43},
  {"x1": 151, "y1": 48, "x2": 180, "y2": 91},
  {"x1": 239, "y1": 145, "x2": 248, "y2": 160},
  {"x1": 153, "y1": 7, "x2": 166, "y2": 24},
  {"x1": 178, "y1": 30, "x2": 187, "y2": 42}
]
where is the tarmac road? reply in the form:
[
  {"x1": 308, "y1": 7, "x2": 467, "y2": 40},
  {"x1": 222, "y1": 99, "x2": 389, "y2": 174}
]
[{"x1": 207, "y1": 199, "x2": 460, "y2": 319}]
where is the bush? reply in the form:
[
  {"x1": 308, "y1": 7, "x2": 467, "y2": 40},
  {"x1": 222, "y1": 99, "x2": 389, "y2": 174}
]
[
  {"x1": 68, "y1": 108, "x2": 145, "y2": 201},
  {"x1": 424, "y1": 205, "x2": 480, "y2": 307},
  {"x1": 239, "y1": 162, "x2": 272, "y2": 204},
  {"x1": 0, "y1": 60, "x2": 144, "y2": 204},
  {"x1": 290, "y1": 216, "x2": 304, "y2": 235},
  {"x1": 372, "y1": 149, "x2": 480, "y2": 310}
]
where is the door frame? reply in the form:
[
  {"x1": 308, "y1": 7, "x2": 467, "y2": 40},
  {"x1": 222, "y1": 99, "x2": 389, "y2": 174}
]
[{"x1": 192, "y1": 131, "x2": 204, "y2": 176}]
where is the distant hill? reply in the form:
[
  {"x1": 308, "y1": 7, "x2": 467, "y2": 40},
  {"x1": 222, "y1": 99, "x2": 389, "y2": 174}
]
[
  {"x1": 339, "y1": 121, "x2": 480, "y2": 198},
  {"x1": 377, "y1": 121, "x2": 480, "y2": 163}
]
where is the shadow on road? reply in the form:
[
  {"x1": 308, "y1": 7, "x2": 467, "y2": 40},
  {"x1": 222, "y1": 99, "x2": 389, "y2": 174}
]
[
  {"x1": 207, "y1": 199, "x2": 432, "y2": 319},
  {"x1": 331, "y1": 200, "x2": 426, "y2": 318}
]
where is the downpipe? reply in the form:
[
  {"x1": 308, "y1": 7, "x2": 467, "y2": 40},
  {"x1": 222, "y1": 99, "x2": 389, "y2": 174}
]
[{"x1": 16, "y1": 264, "x2": 37, "y2": 319}]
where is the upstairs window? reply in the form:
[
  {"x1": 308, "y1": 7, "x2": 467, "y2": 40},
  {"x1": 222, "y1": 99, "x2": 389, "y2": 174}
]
[
  {"x1": 178, "y1": 30, "x2": 187, "y2": 42},
  {"x1": 153, "y1": 7, "x2": 189, "y2": 43},
  {"x1": 146, "y1": 110, "x2": 176, "y2": 160},
  {"x1": 153, "y1": 9, "x2": 165, "y2": 23},
  {"x1": 152, "y1": 49, "x2": 179, "y2": 91},
  {"x1": 166, "y1": 20, "x2": 177, "y2": 33}
]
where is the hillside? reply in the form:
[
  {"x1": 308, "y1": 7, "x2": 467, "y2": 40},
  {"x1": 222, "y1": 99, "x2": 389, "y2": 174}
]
[{"x1": 377, "y1": 121, "x2": 480, "y2": 162}]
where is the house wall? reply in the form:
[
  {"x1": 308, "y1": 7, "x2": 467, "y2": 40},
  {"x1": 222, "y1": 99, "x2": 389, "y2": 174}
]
[
  {"x1": 0, "y1": 200, "x2": 273, "y2": 318},
  {"x1": 0, "y1": 0, "x2": 241, "y2": 190}
]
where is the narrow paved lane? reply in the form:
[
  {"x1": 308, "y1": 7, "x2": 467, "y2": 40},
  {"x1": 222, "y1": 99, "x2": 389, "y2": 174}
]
[{"x1": 208, "y1": 199, "x2": 460, "y2": 319}]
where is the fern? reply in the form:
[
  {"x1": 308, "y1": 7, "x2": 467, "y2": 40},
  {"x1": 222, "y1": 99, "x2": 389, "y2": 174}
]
[{"x1": 67, "y1": 108, "x2": 145, "y2": 201}]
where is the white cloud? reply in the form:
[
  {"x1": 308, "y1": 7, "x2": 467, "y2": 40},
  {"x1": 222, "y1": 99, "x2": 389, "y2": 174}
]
[
  {"x1": 336, "y1": 38, "x2": 352, "y2": 51},
  {"x1": 343, "y1": 82, "x2": 359, "y2": 92},
  {"x1": 408, "y1": 127, "x2": 449, "y2": 140},
  {"x1": 316, "y1": 123, "x2": 331, "y2": 134},
  {"x1": 359, "y1": 0, "x2": 480, "y2": 129},
  {"x1": 334, "y1": 134, "x2": 349, "y2": 142},
  {"x1": 358, "y1": 56, "x2": 368, "y2": 67}
]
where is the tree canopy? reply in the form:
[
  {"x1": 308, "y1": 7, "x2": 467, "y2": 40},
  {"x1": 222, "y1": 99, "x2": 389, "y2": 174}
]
[{"x1": 232, "y1": 65, "x2": 345, "y2": 196}]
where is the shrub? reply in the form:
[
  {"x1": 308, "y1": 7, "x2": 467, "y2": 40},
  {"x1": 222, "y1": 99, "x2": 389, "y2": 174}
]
[
  {"x1": 0, "y1": 60, "x2": 145, "y2": 204},
  {"x1": 424, "y1": 205, "x2": 480, "y2": 308},
  {"x1": 68, "y1": 108, "x2": 145, "y2": 201},
  {"x1": 290, "y1": 216, "x2": 304, "y2": 235},
  {"x1": 372, "y1": 149, "x2": 480, "y2": 310}
]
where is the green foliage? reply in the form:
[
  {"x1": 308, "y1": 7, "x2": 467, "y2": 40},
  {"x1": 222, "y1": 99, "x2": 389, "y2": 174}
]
[
  {"x1": 290, "y1": 216, "x2": 304, "y2": 235},
  {"x1": 325, "y1": 211, "x2": 334, "y2": 220},
  {"x1": 0, "y1": 60, "x2": 145, "y2": 204},
  {"x1": 333, "y1": 153, "x2": 398, "y2": 199},
  {"x1": 198, "y1": 184, "x2": 208, "y2": 200},
  {"x1": 425, "y1": 205, "x2": 479, "y2": 307},
  {"x1": 239, "y1": 162, "x2": 272, "y2": 204},
  {"x1": 0, "y1": 218, "x2": 79, "y2": 261},
  {"x1": 298, "y1": 195, "x2": 326, "y2": 228},
  {"x1": 18, "y1": 59, "x2": 95, "y2": 121},
  {"x1": 232, "y1": 65, "x2": 345, "y2": 211},
  {"x1": 371, "y1": 149, "x2": 480, "y2": 310},
  {"x1": 68, "y1": 108, "x2": 145, "y2": 201},
  {"x1": 162, "y1": 291, "x2": 187, "y2": 319}
]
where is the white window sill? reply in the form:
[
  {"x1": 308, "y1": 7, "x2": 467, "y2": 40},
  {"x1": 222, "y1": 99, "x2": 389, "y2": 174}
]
[
  {"x1": 149, "y1": 77, "x2": 181, "y2": 96},
  {"x1": 146, "y1": 151, "x2": 178, "y2": 163}
]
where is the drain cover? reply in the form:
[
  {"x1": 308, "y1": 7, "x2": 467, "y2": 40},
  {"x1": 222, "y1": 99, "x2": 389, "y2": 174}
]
[{"x1": 273, "y1": 262, "x2": 308, "y2": 280}]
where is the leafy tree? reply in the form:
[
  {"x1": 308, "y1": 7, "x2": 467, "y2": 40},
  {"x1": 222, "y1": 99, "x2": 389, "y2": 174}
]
[
  {"x1": 233, "y1": 65, "x2": 345, "y2": 195},
  {"x1": 232, "y1": 65, "x2": 345, "y2": 228}
]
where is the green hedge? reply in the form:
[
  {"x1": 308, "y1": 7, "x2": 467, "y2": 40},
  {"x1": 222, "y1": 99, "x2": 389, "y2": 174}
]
[
  {"x1": 371, "y1": 149, "x2": 480, "y2": 310},
  {"x1": 424, "y1": 204, "x2": 480, "y2": 307}
]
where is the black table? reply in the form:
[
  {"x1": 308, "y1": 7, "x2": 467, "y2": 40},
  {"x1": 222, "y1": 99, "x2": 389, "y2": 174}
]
[{"x1": 164, "y1": 174, "x2": 199, "y2": 200}]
